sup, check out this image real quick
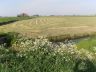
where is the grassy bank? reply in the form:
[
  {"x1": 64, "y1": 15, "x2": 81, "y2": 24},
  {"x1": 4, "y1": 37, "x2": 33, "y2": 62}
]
[
  {"x1": 0, "y1": 33, "x2": 96, "y2": 72},
  {"x1": 77, "y1": 36, "x2": 96, "y2": 53}
]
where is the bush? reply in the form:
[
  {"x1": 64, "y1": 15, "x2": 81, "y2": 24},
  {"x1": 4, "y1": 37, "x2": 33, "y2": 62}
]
[{"x1": 0, "y1": 32, "x2": 19, "y2": 47}]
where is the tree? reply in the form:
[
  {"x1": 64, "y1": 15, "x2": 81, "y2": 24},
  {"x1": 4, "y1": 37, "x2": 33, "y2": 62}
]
[
  {"x1": 17, "y1": 13, "x2": 29, "y2": 17},
  {"x1": 33, "y1": 14, "x2": 39, "y2": 17}
]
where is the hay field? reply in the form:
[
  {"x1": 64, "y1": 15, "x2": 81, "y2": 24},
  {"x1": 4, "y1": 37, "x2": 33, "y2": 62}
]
[{"x1": 1, "y1": 16, "x2": 96, "y2": 39}]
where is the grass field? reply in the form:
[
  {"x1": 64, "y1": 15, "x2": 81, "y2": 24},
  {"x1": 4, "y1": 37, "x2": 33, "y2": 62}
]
[
  {"x1": 0, "y1": 16, "x2": 96, "y2": 41},
  {"x1": 0, "y1": 16, "x2": 33, "y2": 23},
  {"x1": 0, "y1": 17, "x2": 17, "y2": 23},
  {"x1": 0, "y1": 16, "x2": 96, "y2": 72}
]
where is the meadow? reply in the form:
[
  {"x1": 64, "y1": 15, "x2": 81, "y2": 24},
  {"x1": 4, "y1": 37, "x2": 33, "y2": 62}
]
[
  {"x1": 0, "y1": 16, "x2": 33, "y2": 25},
  {"x1": 0, "y1": 17, "x2": 17, "y2": 23},
  {"x1": 1, "y1": 16, "x2": 96, "y2": 41},
  {"x1": 0, "y1": 16, "x2": 96, "y2": 72}
]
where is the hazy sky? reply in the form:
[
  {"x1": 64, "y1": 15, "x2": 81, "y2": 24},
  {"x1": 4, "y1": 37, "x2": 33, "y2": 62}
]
[{"x1": 0, "y1": 0, "x2": 96, "y2": 16}]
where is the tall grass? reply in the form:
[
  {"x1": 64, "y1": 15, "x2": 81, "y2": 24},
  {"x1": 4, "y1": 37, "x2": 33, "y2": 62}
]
[{"x1": 0, "y1": 33, "x2": 96, "y2": 72}]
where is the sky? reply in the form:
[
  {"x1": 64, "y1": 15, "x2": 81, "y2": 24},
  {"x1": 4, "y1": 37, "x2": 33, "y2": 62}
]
[{"x1": 0, "y1": 0, "x2": 96, "y2": 16}]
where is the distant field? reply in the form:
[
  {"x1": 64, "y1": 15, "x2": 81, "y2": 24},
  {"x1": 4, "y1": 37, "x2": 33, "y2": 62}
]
[
  {"x1": 1, "y1": 16, "x2": 96, "y2": 41},
  {"x1": 0, "y1": 17, "x2": 33, "y2": 23},
  {"x1": 0, "y1": 17, "x2": 17, "y2": 23}
]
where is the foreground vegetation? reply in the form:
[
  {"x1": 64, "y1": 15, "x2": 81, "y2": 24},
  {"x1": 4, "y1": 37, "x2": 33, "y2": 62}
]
[{"x1": 0, "y1": 33, "x2": 96, "y2": 72}]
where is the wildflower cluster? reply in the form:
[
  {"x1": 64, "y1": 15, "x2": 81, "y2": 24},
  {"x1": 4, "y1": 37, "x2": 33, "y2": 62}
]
[{"x1": 11, "y1": 36, "x2": 80, "y2": 63}]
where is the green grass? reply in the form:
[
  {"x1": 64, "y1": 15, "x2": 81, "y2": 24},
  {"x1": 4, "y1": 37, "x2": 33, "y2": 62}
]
[
  {"x1": 0, "y1": 17, "x2": 17, "y2": 23},
  {"x1": 0, "y1": 16, "x2": 33, "y2": 23},
  {"x1": 77, "y1": 36, "x2": 96, "y2": 53}
]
